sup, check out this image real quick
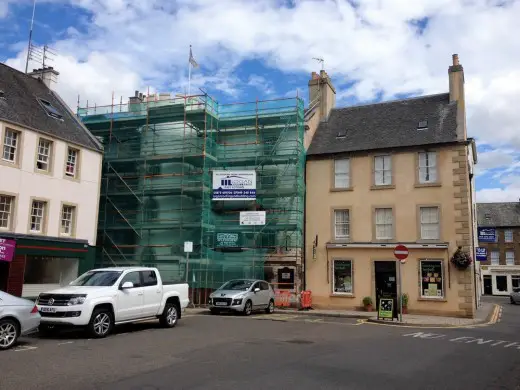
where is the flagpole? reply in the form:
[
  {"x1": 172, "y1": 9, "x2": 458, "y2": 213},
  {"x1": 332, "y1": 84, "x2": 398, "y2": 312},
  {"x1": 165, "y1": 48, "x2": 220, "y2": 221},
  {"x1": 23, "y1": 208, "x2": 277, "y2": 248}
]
[{"x1": 188, "y1": 45, "x2": 192, "y2": 96}]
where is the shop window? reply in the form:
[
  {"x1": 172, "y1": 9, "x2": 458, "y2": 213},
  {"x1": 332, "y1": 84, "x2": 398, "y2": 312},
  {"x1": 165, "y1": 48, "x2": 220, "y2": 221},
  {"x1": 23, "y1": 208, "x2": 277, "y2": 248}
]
[
  {"x1": 420, "y1": 260, "x2": 444, "y2": 298},
  {"x1": 495, "y1": 275, "x2": 507, "y2": 292},
  {"x1": 512, "y1": 276, "x2": 520, "y2": 289},
  {"x1": 332, "y1": 259, "x2": 353, "y2": 294},
  {"x1": 23, "y1": 256, "x2": 79, "y2": 285}
]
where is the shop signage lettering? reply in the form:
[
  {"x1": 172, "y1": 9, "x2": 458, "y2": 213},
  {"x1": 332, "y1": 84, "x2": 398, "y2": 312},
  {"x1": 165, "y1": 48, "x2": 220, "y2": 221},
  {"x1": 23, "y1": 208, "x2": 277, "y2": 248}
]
[
  {"x1": 0, "y1": 238, "x2": 16, "y2": 262},
  {"x1": 216, "y1": 233, "x2": 241, "y2": 248},
  {"x1": 476, "y1": 247, "x2": 488, "y2": 261},
  {"x1": 212, "y1": 170, "x2": 256, "y2": 201},
  {"x1": 403, "y1": 332, "x2": 520, "y2": 350},
  {"x1": 478, "y1": 228, "x2": 496, "y2": 243}
]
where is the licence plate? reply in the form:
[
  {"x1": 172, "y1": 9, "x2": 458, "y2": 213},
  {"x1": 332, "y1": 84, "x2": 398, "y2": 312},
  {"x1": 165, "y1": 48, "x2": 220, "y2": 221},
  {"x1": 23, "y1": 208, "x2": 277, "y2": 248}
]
[
  {"x1": 215, "y1": 302, "x2": 227, "y2": 306},
  {"x1": 40, "y1": 307, "x2": 56, "y2": 313}
]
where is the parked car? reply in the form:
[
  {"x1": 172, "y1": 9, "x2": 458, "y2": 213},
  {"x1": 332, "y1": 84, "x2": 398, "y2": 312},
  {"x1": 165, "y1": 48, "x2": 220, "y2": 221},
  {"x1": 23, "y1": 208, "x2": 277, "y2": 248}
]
[
  {"x1": 510, "y1": 288, "x2": 520, "y2": 304},
  {"x1": 0, "y1": 291, "x2": 41, "y2": 350},
  {"x1": 36, "y1": 267, "x2": 189, "y2": 338},
  {"x1": 208, "y1": 279, "x2": 276, "y2": 316}
]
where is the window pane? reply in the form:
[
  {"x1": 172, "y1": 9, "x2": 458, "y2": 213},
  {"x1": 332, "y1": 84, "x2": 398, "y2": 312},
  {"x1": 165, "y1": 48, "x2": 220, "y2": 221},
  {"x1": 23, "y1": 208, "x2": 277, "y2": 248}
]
[
  {"x1": 420, "y1": 260, "x2": 443, "y2": 298},
  {"x1": 61, "y1": 205, "x2": 75, "y2": 235},
  {"x1": 66, "y1": 148, "x2": 78, "y2": 176},
  {"x1": 36, "y1": 139, "x2": 51, "y2": 170},
  {"x1": 496, "y1": 276, "x2": 507, "y2": 292},
  {"x1": 375, "y1": 209, "x2": 392, "y2": 239},
  {"x1": 512, "y1": 276, "x2": 520, "y2": 288},
  {"x1": 333, "y1": 260, "x2": 352, "y2": 294},
  {"x1": 334, "y1": 210, "x2": 349, "y2": 239},
  {"x1": 418, "y1": 152, "x2": 437, "y2": 183},
  {"x1": 420, "y1": 207, "x2": 440, "y2": 239},
  {"x1": 505, "y1": 230, "x2": 513, "y2": 243},
  {"x1": 491, "y1": 251, "x2": 500, "y2": 265},
  {"x1": 30, "y1": 201, "x2": 45, "y2": 232},
  {"x1": 0, "y1": 195, "x2": 13, "y2": 229},
  {"x1": 2, "y1": 130, "x2": 18, "y2": 162},
  {"x1": 506, "y1": 251, "x2": 515, "y2": 265}
]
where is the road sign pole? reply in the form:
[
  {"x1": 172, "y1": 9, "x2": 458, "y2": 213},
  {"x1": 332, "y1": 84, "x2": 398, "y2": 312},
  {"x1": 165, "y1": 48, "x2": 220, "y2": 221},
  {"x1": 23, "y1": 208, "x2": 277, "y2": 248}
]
[{"x1": 398, "y1": 260, "x2": 403, "y2": 322}]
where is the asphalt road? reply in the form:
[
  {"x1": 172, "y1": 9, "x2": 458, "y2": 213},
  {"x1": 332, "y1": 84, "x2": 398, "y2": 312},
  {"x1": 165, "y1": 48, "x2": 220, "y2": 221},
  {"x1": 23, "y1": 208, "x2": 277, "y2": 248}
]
[{"x1": 1, "y1": 297, "x2": 519, "y2": 390}]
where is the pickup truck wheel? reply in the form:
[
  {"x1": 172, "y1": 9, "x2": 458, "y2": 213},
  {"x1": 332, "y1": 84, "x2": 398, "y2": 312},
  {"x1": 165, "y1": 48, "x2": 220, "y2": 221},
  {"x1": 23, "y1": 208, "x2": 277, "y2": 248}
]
[
  {"x1": 160, "y1": 302, "x2": 179, "y2": 328},
  {"x1": 243, "y1": 300, "x2": 253, "y2": 316},
  {"x1": 0, "y1": 319, "x2": 19, "y2": 351},
  {"x1": 88, "y1": 309, "x2": 113, "y2": 338}
]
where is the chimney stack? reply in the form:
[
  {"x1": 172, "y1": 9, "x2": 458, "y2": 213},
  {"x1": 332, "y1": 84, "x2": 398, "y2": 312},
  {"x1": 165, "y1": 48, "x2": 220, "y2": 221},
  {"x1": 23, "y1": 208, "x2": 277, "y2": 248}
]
[
  {"x1": 129, "y1": 90, "x2": 143, "y2": 105},
  {"x1": 448, "y1": 53, "x2": 466, "y2": 140},
  {"x1": 27, "y1": 66, "x2": 59, "y2": 90}
]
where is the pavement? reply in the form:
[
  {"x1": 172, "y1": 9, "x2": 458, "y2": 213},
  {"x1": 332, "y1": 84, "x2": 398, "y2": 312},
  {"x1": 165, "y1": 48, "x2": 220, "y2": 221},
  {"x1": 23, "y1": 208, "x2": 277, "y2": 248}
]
[
  {"x1": 188, "y1": 298, "x2": 499, "y2": 328},
  {"x1": 1, "y1": 296, "x2": 518, "y2": 390}
]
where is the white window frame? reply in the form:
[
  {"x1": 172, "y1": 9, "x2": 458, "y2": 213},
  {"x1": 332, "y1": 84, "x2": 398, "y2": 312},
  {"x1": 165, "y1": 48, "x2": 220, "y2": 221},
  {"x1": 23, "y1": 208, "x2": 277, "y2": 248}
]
[
  {"x1": 65, "y1": 147, "x2": 79, "y2": 178},
  {"x1": 334, "y1": 209, "x2": 350, "y2": 240},
  {"x1": 374, "y1": 155, "x2": 392, "y2": 186},
  {"x1": 419, "y1": 206, "x2": 440, "y2": 240},
  {"x1": 506, "y1": 251, "x2": 515, "y2": 266},
  {"x1": 0, "y1": 195, "x2": 14, "y2": 230},
  {"x1": 334, "y1": 159, "x2": 350, "y2": 188},
  {"x1": 418, "y1": 151, "x2": 437, "y2": 183},
  {"x1": 505, "y1": 229, "x2": 513, "y2": 243},
  {"x1": 490, "y1": 251, "x2": 500, "y2": 266},
  {"x1": 60, "y1": 205, "x2": 76, "y2": 236},
  {"x1": 332, "y1": 259, "x2": 353, "y2": 295},
  {"x1": 36, "y1": 138, "x2": 52, "y2": 172},
  {"x1": 419, "y1": 259, "x2": 444, "y2": 299},
  {"x1": 2, "y1": 129, "x2": 19, "y2": 163},
  {"x1": 375, "y1": 208, "x2": 393, "y2": 240},
  {"x1": 30, "y1": 200, "x2": 46, "y2": 233}
]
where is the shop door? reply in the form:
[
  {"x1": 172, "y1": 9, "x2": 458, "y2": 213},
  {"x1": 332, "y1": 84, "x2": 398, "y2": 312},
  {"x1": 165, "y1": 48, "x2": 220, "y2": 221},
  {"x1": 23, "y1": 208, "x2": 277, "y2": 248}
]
[
  {"x1": 375, "y1": 261, "x2": 397, "y2": 317},
  {"x1": 0, "y1": 261, "x2": 9, "y2": 292},
  {"x1": 483, "y1": 275, "x2": 492, "y2": 295}
]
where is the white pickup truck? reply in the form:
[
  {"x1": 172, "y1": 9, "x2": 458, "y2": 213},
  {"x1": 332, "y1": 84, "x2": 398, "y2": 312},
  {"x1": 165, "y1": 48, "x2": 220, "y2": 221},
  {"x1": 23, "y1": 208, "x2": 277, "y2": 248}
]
[{"x1": 35, "y1": 267, "x2": 189, "y2": 338}]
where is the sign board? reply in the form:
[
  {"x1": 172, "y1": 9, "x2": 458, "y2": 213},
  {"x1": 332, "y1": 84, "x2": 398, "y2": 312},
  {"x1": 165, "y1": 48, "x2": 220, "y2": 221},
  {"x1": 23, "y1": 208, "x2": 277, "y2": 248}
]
[
  {"x1": 212, "y1": 170, "x2": 256, "y2": 201},
  {"x1": 478, "y1": 228, "x2": 496, "y2": 243},
  {"x1": 0, "y1": 238, "x2": 16, "y2": 262},
  {"x1": 184, "y1": 241, "x2": 193, "y2": 253},
  {"x1": 476, "y1": 247, "x2": 488, "y2": 261},
  {"x1": 215, "y1": 233, "x2": 241, "y2": 249},
  {"x1": 378, "y1": 298, "x2": 394, "y2": 320},
  {"x1": 394, "y1": 244, "x2": 409, "y2": 263},
  {"x1": 239, "y1": 211, "x2": 266, "y2": 226}
]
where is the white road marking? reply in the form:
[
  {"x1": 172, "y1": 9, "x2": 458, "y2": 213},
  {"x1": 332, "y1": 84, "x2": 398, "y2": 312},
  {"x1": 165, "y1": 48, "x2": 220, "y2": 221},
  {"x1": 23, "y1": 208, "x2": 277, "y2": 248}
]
[
  {"x1": 58, "y1": 341, "x2": 74, "y2": 345},
  {"x1": 13, "y1": 345, "x2": 38, "y2": 352},
  {"x1": 403, "y1": 332, "x2": 520, "y2": 350}
]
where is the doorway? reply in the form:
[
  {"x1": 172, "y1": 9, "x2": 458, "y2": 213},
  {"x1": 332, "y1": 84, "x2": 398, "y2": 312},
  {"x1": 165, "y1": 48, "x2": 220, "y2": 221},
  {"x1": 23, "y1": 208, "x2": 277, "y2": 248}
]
[
  {"x1": 375, "y1": 261, "x2": 397, "y2": 317},
  {"x1": 0, "y1": 261, "x2": 9, "y2": 292},
  {"x1": 483, "y1": 275, "x2": 492, "y2": 295}
]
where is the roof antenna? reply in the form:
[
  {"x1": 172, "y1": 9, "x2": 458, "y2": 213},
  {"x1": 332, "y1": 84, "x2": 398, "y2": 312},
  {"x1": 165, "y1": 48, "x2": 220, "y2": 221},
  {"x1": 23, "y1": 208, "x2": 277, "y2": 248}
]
[
  {"x1": 312, "y1": 57, "x2": 324, "y2": 71},
  {"x1": 24, "y1": 0, "x2": 37, "y2": 74}
]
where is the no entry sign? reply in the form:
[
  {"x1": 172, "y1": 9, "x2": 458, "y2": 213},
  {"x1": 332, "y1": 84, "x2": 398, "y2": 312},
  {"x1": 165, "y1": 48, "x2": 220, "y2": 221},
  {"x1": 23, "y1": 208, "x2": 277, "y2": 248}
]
[{"x1": 394, "y1": 244, "x2": 409, "y2": 263}]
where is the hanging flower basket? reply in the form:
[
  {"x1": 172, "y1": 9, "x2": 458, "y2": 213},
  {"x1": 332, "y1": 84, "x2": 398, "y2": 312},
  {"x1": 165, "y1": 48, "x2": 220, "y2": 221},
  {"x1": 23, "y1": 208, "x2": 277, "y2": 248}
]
[{"x1": 450, "y1": 246, "x2": 473, "y2": 270}]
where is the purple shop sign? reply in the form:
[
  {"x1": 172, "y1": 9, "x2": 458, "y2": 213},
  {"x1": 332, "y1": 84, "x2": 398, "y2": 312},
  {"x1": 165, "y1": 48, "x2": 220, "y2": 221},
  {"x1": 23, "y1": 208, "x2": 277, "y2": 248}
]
[{"x1": 0, "y1": 238, "x2": 16, "y2": 262}]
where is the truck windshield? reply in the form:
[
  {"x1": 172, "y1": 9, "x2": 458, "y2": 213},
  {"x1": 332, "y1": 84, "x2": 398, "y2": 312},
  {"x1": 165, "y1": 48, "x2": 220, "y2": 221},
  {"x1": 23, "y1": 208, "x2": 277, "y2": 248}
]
[
  {"x1": 70, "y1": 271, "x2": 123, "y2": 286},
  {"x1": 218, "y1": 280, "x2": 254, "y2": 291}
]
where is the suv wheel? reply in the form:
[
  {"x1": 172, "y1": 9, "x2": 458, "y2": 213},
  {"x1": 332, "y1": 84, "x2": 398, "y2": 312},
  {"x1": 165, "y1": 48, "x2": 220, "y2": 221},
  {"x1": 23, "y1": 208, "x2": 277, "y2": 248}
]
[
  {"x1": 265, "y1": 300, "x2": 275, "y2": 314},
  {"x1": 88, "y1": 308, "x2": 113, "y2": 338},
  {"x1": 243, "y1": 300, "x2": 253, "y2": 316},
  {"x1": 160, "y1": 302, "x2": 179, "y2": 328}
]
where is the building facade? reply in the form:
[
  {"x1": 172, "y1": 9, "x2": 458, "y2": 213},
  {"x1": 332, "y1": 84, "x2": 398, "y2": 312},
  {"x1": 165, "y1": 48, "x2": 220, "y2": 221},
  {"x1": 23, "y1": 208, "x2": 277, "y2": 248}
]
[
  {"x1": 477, "y1": 202, "x2": 520, "y2": 296},
  {"x1": 305, "y1": 55, "x2": 479, "y2": 318},
  {"x1": 0, "y1": 64, "x2": 103, "y2": 298}
]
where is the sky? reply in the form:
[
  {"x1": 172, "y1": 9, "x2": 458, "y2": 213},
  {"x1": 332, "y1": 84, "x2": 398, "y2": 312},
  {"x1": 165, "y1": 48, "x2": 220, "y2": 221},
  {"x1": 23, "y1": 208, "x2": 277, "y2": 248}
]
[{"x1": 1, "y1": 0, "x2": 519, "y2": 203}]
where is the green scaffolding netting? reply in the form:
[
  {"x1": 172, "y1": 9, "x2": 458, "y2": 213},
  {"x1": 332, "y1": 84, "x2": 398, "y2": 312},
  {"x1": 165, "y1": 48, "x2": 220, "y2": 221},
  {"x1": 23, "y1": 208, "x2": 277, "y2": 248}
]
[{"x1": 78, "y1": 94, "x2": 305, "y2": 304}]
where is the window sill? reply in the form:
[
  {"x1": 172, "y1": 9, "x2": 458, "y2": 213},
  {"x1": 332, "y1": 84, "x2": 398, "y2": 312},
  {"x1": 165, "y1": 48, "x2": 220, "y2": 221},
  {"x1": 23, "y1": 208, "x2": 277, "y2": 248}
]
[
  {"x1": 63, "y1": 174, "x2": 80, "y2": 183},
  {"x1": 330, "y1": 187, "x2": 353, "y2": 192},
  {"x1": 414, "y1": 183, "x2": 442, "y2": 188},
  {"x1": 417, "y1": 297, "x2": 447, "y2": 303},
  {"x1": 370, "y1": 185, "x2": 395, "y2": 191},
  {"x1": 34, "y1": 168, "x2": 53, "y2": 176},
  {"x1": 0, "y1": 159, "x2": 20, "y2": 169},
  {"x1": 330, "y1": 293, "x2": 355, "y2": 298}
]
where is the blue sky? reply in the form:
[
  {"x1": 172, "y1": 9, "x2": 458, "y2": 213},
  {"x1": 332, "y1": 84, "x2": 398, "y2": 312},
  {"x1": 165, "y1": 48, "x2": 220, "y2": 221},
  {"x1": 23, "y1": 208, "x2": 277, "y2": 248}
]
[{"x1": 1, "y1": 0, "x2": 520, "y2": 202}]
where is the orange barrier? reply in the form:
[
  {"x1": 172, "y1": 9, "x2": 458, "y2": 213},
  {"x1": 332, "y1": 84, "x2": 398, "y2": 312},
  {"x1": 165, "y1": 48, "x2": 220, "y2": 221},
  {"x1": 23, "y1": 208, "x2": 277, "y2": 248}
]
[
  {"x1": 274, "y1": 290, "x2": 291, "y2": 307},
  {"x1": 300, "y1": 290, "x2": 312, "y2": 309}
]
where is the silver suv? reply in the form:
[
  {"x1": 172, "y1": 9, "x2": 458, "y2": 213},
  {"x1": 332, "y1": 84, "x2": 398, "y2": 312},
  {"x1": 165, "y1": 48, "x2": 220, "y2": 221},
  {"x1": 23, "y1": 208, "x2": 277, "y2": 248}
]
[{"x1": 208, "y1": 279, "x2": 276, "y2": 316}]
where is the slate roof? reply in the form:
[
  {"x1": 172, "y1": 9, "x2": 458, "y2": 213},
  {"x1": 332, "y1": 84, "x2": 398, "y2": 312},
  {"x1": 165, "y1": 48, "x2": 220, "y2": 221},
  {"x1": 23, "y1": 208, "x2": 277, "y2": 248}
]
[
  {"x1": 0, "y1": 63, "x2": 102, "y2": 152},
  {"x1": 477, "y1": 203, "x2": 520, "y2": 228},
  {"x1": 307, "y1": 93, "x2": 459, "y2": 156}
]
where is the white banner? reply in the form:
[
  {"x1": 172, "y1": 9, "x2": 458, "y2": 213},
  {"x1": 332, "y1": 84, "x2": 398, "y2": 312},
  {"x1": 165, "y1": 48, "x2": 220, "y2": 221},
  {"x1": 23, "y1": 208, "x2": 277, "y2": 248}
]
[
  {"x1": 212, "y1": 170, "x2": 256, "y2": 201},
  {"x1": 240, "y1": 211, "x2": 266, "y2": 226}
]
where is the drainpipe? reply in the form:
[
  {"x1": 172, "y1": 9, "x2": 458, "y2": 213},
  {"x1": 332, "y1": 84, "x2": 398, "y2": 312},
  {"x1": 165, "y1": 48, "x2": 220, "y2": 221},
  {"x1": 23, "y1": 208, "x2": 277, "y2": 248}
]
[{"x1": 302, "y1": 160, "x2": 307, "y2": 292}]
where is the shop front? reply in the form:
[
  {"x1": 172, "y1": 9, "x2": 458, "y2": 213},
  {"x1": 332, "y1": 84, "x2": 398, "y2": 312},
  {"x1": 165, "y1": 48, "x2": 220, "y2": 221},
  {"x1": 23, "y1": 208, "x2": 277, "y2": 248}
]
[
  {"x1": 306, "y1": 245, "x2": 476, "y2": 318},
  {"x1": 0, "y1": 234, "x2": 95, "y2": 299},
  {"x1": 481, "y1": 265, "x2": 520, "y2": 296}
]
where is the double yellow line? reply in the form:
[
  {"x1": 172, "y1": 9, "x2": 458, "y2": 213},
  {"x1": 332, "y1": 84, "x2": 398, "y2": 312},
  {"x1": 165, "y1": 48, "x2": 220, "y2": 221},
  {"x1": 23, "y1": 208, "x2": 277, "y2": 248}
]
[{"x1": 489, "y1": 304, "x2": 501, "y2": 324}]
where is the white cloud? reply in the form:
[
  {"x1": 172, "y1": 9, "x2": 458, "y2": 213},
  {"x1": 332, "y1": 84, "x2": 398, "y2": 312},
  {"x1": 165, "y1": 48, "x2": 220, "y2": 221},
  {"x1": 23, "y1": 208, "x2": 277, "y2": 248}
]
[
  {"x1": 3, "y1": 0, "x2": 520, "y2": 202},
  {"x1": 475, "y1": 149, "x2": 518, "y2": 176}
]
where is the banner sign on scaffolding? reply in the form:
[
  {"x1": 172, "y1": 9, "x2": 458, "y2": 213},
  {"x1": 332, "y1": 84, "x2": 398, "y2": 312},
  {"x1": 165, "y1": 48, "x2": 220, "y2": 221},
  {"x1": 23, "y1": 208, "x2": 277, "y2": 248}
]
[
  {"x1": 239, "y1": 211, "x2": 266, "y2": 226},
  {"x1": 215, "y1": 233, "x2": 242, "y2": 249},
  {"x1": 212, "y1": 170, "x2": 256, "y2": 201}
]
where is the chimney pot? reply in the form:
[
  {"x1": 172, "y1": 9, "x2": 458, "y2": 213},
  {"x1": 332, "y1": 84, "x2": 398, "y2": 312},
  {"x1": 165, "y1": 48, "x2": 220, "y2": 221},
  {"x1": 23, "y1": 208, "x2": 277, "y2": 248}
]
[
  {"x1": 452, "y1": 54, "x2": 459, "y2": 66},
  {"x1": 135, "y1": 90, "x2": 139, "y2": 97}
]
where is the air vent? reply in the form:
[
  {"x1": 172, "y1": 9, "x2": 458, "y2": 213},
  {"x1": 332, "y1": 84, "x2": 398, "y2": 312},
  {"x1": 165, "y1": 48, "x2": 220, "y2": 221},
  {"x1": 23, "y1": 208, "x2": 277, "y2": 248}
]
[{"x1": 418, "y1": 120, "x2": 428, "y2": 130}]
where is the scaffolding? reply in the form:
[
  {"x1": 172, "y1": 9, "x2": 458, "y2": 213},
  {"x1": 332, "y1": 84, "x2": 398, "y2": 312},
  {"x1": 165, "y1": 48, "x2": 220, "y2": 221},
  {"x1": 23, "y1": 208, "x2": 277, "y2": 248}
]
[{"x1": 78, "y1": 92, "x2": 305, "y2": 305}]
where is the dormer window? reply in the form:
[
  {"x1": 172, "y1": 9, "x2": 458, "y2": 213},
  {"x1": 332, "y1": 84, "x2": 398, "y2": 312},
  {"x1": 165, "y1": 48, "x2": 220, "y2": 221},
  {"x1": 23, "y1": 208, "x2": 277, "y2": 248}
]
[
  {"x1": 37, "y1": 98, "x2": 63, "y2": 120},
  {"x1": 418, "y1": 120, "x2": 428, "y2": 130}
]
